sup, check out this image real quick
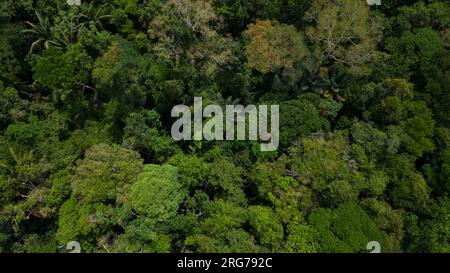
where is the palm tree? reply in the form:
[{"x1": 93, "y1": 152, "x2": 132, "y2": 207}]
[
  {"x1": 23, "y1": 5, "x2": 112, "y2": 53},
  {"x1": 23, "y1": 11, "x2": 63, "y2": 53},
  {"x1": 78, "y1": 3, "x2": 112, "y2": 31}
]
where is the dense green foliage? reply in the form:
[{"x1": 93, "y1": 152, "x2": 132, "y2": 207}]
[{"x1": 0, "y1": 0, "x2": 448, "y2": 253}]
